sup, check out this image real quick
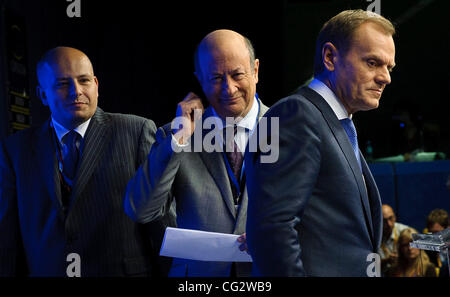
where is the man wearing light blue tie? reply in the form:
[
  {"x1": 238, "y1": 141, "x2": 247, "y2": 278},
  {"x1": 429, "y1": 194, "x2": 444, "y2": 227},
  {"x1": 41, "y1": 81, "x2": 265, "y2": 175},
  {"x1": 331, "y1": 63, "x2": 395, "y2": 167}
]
[{"x1": 246, "y1": 9, "x2": 396, "y2": 276}]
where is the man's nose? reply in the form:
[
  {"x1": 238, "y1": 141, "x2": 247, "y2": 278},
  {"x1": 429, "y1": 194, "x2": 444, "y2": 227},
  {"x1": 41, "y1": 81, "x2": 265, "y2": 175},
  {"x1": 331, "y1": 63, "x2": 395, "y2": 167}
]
[
  {"x1": 69, "y1": 80, "x2": 82, "y2": 98},
  {"x1": 376, "y1": 67, "x2": 391, "y2": 86},
  {"x1": 221, "y1": 76, "x2": 238, "y2": 97}
]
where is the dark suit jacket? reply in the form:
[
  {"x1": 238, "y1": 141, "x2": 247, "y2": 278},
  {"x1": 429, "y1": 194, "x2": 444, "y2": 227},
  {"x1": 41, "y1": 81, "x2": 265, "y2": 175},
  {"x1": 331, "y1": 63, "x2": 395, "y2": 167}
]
[
  {"x1": 245, "y1": 87, "x2": 383, "y2": 276},
  {"x1": 0, "y1": 107, "x2": 170, "y2": 276},
  {"x1": 125, "y1": 100, "x2": 269, "y2": 276}
]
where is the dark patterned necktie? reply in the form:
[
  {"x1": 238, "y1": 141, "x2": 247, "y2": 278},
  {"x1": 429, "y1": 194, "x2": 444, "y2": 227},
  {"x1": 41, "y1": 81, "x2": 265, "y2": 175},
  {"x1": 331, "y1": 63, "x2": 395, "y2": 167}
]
[
  {"x1": 62, "y1": 130, "x2": 81, "y2": 180},
  {"x1": 340, "y1": 118, "x2": 362, "y2": 171},
  {"x1": 224, "y1": 125, "x2": 244, "y2": 204}
]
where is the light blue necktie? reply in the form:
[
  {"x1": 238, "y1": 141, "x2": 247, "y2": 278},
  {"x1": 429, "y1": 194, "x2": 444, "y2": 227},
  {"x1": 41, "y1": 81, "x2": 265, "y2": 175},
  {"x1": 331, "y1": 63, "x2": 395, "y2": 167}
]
[{"x1": 340, "y1": 118, "x2": 362, "y2": 171}]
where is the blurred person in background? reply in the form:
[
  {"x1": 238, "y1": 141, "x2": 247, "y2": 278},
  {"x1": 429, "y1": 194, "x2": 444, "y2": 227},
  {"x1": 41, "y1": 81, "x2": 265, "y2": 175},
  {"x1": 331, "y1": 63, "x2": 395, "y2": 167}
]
[
  {"x1": 386, "y1": 228, "x2": 436, "y2": 277},
  {"x1": 379, "y1": 204, "x2": 410, "y2": 276},
  {"x1": 423, "y1": 209, "x2": 449, "y2": 277}
]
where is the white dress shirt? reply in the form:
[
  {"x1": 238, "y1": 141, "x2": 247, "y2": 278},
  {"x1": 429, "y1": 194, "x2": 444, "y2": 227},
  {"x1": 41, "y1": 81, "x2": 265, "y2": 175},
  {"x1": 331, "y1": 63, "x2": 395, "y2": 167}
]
[
  {"x1": 51, "y1": 117, "x2": 91, "y2": 184},
  {"x1": 211, "y1": 96, "x2": 259, "y2": 155},
  {"x1": 309, "y1": 78, "x2": 365, "y2": 180},
  {"x1": 52, "y1": 117, "x2": 91, "y2": 146},
  {"x1": 172, "y1": 96, "x2": 260, "y2": 155},
  {"x1": 308, "y1": 78, "x2": 351, "y2": 120}
]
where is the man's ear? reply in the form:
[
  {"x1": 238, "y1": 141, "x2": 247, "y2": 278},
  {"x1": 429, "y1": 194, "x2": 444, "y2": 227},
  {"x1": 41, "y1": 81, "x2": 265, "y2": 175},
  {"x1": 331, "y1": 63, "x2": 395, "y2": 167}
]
[
  {"x1": 322, "y1": 42, "x2": 339, "y2": 72},
  {"x1": 253, "y1": 58, "x2": 260, "y2": 84},
  {"x1": 194, "y1": 71, "x2": 202, "y2": 85},
  {"x1": 94, "y1": 76, "x2": 99, "y2": 96},
  {"x1": 36, "y1": 85, "x2": 48, "y2": 106}
]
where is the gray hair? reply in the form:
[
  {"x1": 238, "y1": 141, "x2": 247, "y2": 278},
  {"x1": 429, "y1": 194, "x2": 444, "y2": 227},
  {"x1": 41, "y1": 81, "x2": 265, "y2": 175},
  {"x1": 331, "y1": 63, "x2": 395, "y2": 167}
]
[{"x1": 194, "y1": 35, "x2": 256, "y2": 77}]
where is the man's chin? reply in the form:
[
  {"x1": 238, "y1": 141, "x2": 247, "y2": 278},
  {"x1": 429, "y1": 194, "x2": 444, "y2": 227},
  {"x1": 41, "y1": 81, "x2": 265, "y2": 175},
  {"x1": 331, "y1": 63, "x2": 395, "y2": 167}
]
[
  {"x1": 70, "y1": 111, "x2": 94, "y2": 124},
  {"x1": 217, "y1": 107, "x2": 245, "y2": 120},
  {"x1": 361, "y1": 99, "x2": 379, "y2": 111}
]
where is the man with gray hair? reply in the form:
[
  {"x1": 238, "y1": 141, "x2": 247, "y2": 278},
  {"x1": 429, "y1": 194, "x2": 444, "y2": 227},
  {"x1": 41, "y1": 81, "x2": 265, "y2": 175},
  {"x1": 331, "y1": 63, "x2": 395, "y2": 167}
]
[
  {"x1": 246, "y1": 9, "x2": 396, "y2": 276},
  {"x1": 124, "y1": 29, "x2": 269, "y2": 277}
]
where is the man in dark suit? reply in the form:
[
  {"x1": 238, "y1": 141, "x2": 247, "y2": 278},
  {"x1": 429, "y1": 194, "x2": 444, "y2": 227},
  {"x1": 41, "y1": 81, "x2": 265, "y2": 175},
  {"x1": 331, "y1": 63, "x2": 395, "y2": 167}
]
[
  {"x1": 245, "y1": 10, "x2": 396, "y2": 276},
  {"x1": 124, "y1": 30, "x2": 268, "y2": 276},
  {"x1": 0, "y1": 47, "x2": 170, "y2": 276}
]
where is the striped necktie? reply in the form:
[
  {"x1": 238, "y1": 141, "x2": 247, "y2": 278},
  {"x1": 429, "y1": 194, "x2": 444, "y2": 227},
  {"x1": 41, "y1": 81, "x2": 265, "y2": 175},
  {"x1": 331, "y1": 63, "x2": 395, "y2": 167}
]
[{"x1": 224, "y1": 125, "x2": 244, "y2": 204}]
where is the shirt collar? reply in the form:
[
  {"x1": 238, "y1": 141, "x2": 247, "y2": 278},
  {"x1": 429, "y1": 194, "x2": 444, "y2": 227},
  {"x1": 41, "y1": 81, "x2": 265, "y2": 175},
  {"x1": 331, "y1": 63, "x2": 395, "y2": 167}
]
[
  {"x1": 308, "y1": 78, "x2": 351, "y2": 120},
  {"x1": 211, "y1": 96, "x2": 259, "y2": 132},
  {"x1": 52, "y1": 117, "x2": 91, "y2": 144}
]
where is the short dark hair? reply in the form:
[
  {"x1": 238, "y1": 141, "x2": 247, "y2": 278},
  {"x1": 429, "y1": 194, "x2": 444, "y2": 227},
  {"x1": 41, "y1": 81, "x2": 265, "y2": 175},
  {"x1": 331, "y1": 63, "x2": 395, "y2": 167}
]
[
  {"x1": 313, "y1": 9, "x2": 395, "y2": 76},
  {"x1": 427, "y1": 209, "x2": 449, "y2": 229},
  {"x1": 194, "y1": 35, "x2": 256, "y2": 77}
]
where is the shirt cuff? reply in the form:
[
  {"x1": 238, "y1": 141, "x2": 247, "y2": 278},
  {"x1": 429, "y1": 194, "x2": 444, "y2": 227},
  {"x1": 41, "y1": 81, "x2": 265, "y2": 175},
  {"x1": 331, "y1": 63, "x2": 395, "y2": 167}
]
[{"x1": 171, "y1": 133, "x2": 190, "y2": 148}]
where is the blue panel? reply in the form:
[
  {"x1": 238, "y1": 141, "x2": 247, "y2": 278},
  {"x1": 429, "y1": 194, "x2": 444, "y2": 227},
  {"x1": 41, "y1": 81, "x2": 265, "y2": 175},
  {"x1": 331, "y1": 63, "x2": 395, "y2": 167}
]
[
  {"x1": 395, "y1": 161, "x2": 450, "y2": 231},
  {"x1": 369, "y1": 163, "x2": 396, "y2": 212}
]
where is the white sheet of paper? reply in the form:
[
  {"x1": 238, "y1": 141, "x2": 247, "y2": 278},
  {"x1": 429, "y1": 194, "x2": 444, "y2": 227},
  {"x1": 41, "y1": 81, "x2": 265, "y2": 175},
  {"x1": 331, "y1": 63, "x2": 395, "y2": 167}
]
[{"x1": 159, "y1": 227, "x2": 253, "y2": 262}]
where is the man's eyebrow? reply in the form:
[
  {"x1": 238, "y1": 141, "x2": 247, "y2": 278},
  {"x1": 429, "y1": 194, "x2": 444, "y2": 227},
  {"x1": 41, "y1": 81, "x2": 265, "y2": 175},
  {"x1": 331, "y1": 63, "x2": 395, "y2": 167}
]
[
  {"x1": 366, "y1": 55, "x2": 384, "y2": 63},
  {"x1": 208, "y1": 71, "x2": 223, "y2": 76},
  {"x1": 366, "y1": 55, "x2": 396, "y2": 70},
  {"x1": 56, "y1": 74, "x2": 92, "y2": 80},
  {"x1": 231, "y1": 66, "x2": 244, "y2": 71},
  {"x1": 230, "y1": 67, "x2": 246, "y2": 74}
]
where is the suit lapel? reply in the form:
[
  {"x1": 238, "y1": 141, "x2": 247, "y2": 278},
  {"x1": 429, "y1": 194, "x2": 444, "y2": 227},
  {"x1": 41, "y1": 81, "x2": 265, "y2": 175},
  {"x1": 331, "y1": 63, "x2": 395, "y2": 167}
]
[
  {"x1": 299, "y1": 87, "x2": 375, "y2": 243},
  {"x1": 33, "y1": 119, "x2": 63, "y2": 214},
  {"x1": 234, "y1": 187, "x2": 248, "y2": 234},
  {"x1": 196, "y1": 107, "x2": 236, "y2": 219},
  {"x1": 199, "y1": 150, "x2": 236, "y2": 219},
  {"x1": 361, "y1": 155, "x2": 382, "y2": 249},
  {"x1": 257, "y1": 100, "x2": 269, "y2": 120},
  {"x1": 234, "y1": 99, "x2": 268, "y2": 231},
  {"x1": 70, "y1": 108, "x2": 112, "y2": 208},
  {"x1": 197, "y1": 100, "x2": 270, "y2": 222}
]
